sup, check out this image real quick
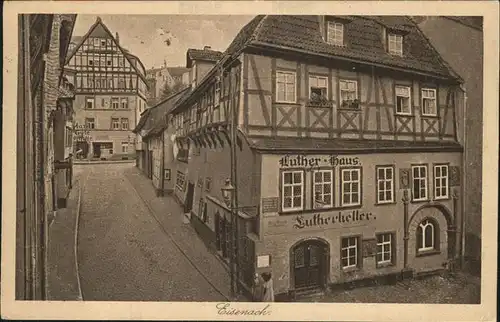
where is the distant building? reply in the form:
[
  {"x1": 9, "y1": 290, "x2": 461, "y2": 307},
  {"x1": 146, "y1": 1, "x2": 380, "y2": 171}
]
[
  {"x1": 167, "y1": 66, "x2": 190, "y2": 86},
  {"x1": 186, "y1": 46, "x2": 223, "y2": 87},
  {"x1": 146, "y1": 63, "x2": 172, "y2": 104},
  {"x1": 64, "y1": 17, "x2": 148, "y2": 160},
  {"x1": 416, "y1": 16, "x2": 483, "y2": 276}
]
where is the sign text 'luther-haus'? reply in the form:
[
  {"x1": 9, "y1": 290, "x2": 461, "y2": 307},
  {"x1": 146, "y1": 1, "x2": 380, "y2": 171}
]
[
  {"x1": 279, "y1": 155, "x2": 361, "y2": 168},
  {"x1": 293, "y1": 211, "x2": 374, "y2": 229}
]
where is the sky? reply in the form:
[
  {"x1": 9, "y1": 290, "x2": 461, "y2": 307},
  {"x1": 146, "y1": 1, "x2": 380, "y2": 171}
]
[{"x1": 72, "y1": 15, "x2": 255, "y2": 70}]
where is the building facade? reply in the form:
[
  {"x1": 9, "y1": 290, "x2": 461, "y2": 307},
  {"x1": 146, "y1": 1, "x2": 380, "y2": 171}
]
[
  {"x1": 146, "y1": 63, "x2": 172, "y2": 104},
  {"x1": 416, "y1": 16, "x2": 483, "y2": 276},
  {"x1": 167, "y1": 66, "x2": 191, "y2": 86},
  {"x1": 133, "y1": 87, "x2": 191, "y2": 195},
  {"x1": 64, "y1": 17, "x2": 148, "y2": 160},
  {"x1": 16, "y1": 13, "x2": 76, "y2": 300},
  {"x1": 162, "y1": 15, "x2": 466, "y2": 300}
]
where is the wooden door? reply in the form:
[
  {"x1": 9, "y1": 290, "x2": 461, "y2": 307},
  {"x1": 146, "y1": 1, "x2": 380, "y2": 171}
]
[{"x1": 293, "y1": 241, "x2": 327, "y2": 290}]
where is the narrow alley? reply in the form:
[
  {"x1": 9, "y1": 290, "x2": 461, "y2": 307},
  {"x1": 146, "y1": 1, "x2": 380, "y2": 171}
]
[{"x1": 75, "y1": 163, "x2": 230, "y2": 301}]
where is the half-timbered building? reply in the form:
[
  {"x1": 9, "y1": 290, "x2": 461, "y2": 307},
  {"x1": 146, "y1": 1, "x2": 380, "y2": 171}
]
[
  {"x1": 64, "y1": 17, "x2": 148, "y2": 160},
  {"x1": 168, "y1": 15, "x2": 465, "y2": 300}
]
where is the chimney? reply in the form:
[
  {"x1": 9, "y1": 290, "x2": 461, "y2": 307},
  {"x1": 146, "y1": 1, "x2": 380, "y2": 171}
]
[
  {"x1": 203, "y1": 45, "x2": 211, "y2": 51},
  {"x1": 115, "y1": 32, "x2": 120, "y2": 45}
]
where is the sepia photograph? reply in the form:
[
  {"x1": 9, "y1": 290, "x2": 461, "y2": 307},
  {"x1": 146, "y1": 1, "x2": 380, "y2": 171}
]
[{"x1": 2, "y1": 1, "x2": 498, "y2": 321}]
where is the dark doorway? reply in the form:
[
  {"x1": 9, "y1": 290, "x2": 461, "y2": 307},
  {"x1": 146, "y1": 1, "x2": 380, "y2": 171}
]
[
  {"x1": 148, "y1": 151, "x2": 153, "y2": 179},
  {"x1": 292, "y1": 240, "x2": 329, "y2": 290},
  {"x1": 92, "y1": 142, "x2": 101, "y2": 158},
  {"x1": 185, "y1": 182, "x2": 195, "y2": 213},
  {"x1": 75, "y1": 141, "x2": 89, "y2": 159},
  {"x1": 215, "y1": 212, "x2": 221, "y2": 251}
]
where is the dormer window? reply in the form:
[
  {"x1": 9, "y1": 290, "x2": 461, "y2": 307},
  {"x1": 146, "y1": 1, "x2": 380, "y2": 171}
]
[
  {"x1": 388, "y1": 33, "x2": 403, "y2": 56},
  {"x1": 327, "y1": 21, "x2": 344, "y2": 46}
]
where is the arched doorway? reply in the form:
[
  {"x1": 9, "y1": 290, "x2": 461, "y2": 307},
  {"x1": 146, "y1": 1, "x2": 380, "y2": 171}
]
[{"x1": 291, "y1": 239, "x2": 329, "y2": 290}]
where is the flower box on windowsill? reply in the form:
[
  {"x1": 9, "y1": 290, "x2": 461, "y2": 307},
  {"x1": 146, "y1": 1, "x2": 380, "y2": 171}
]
[
  {"x1": 308, "y1": 97, "x2": 333, "y2": 108},
  {"x1": 339, "y1": 99, "x2": 361, "y2": 110}
]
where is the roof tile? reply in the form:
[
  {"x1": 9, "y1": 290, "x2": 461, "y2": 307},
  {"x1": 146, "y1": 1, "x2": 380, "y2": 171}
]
[{"x1": 226, "y1": 15, "x2": 456, "y2": 79}]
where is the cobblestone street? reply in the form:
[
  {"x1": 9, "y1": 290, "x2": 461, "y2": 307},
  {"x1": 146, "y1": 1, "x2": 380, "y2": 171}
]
[
  {"x1": 298, "y1": 273, "x2": 481, "y2": 304},
  {"x1": 76, "y1": 163, "x2": 228, "y2": 301}
]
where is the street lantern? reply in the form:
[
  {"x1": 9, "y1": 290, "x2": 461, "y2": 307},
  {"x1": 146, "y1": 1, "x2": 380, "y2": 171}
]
[{"x1": 221, "y1": 178, "x2": 235, "y2": 207}]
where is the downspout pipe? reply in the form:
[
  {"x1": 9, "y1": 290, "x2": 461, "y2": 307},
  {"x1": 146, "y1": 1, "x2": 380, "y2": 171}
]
[{"x1": 458, "y1": 84, "x2": 467, "y2": 269}]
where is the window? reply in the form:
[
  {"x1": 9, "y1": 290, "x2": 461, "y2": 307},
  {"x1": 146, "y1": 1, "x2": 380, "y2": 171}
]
[
  {"x1": 376, "y1": 233, "x2": 393, "y2": 265},
  {"x1": 313, "y1": 170, "x2": 333, "y2": 209},
  {"x1": 121, "y1": 142, "x2": 128, "y2": 153},
  {"x1": 205, "y1": 177, "x2": 212, "y2": 192},
  {"x1": 412, "y1": 165, "x2": 428, "y2": 201},
  {"x1": 376, "y1": 166, "x2": 394, "y2": 204},
  {"x1": 121, "y1": 118, "x2": 129, "y2": 130},
  {"x1": 111, "y1": 118, "x2": 120, "y2": 130},
  {"x1": 65, "y1": 127, "x2": 72, "y2": 147},
  {"x1": 118, "y1": 77, "x2": 125, "y2": 89},
  {"x1": 101, "y1": 39, "x2": 106, "y2": 47},
  {"x1": 94, "y1": 38, "x2": 100, "y2": 47},
  {"x1": 395, "y1": 86, "x2": 411, "y2": 114},
  {"x1": 276, "y1": 71, "x2": 296, "y2": 103},
  {"x1": 422, "y1": 88, "x2": 437, "y2": 116},
  {"x1": 121, "y1": 97, "x2": 128, "y2": 109},
  {"x1": 176, "y1": 171, "x2": 186, "y2": 190},
  {"x1": 417, "y1": 219, "x2": 437, "y2": 252},
  {"x1": 88, "y1": 58, "x2": 94, "y2": 66},
  {"x1": 309, "y1": 75, "x2": 328, "y2": 104},
  {"x1": 281, "y1": 170, "x2": 304, "y2": 212},
  {"x1": 86, "y1": 97, "x2": 94, "y2": 109},
  {"x1": 341, "y1": 168, "x2": 361, "y2": 206},
  {"x1": 388, "y1": 33, "x2": 403, "y2": 56},
  {"x1": 111, "y1": 98, "x2": 119, "y2": 109},
  {"x1": 101, "y1": 98, "x2": 106, "y2": 107},
  {"x1": 341, "y1": 237, "x2": 358, "y2": 269},
  {"x1": 339, "y1": 80, "x2": 358, "y2": 108},
  {"x1": 434, "y1": 165, "x2": 449, "y2": 200},
  {"x1": 327, "y1": 21, "x2": 344, "y2": 46},
  {"x1": 85, "y1": 118, "x2": 95, "y2": 129}
]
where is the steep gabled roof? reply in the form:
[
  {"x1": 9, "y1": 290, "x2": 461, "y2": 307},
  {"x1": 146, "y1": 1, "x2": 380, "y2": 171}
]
[
  {"x1": 135, "y1": 86, "x2": 191, "y2": 136},
  {"x1": 225, "y1": 15, "x2": 459, "y2": 80},
  {"x1": 65, "y1": 17, "x2": 147, "y2": 83}
]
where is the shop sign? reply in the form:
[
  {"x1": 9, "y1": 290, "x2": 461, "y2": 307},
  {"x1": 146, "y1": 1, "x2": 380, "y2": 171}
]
[
  {"x1": 73, "y1": 122, "x2": 92, "y2": 142},
  {"x1": 279, "y1": 154, "x2": 361, "y2": 169},
  {"x1": 293, "y1": 210, "x2": 375, "y2": 230},
  {"x1": 293, "y1": 210, "x2": 376, "y2": 229}
]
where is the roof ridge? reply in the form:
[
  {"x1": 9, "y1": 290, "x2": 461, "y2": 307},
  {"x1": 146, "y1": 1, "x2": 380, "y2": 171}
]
[{"x1": 250, "y1": 15, "x2": 269, "y2": 43}]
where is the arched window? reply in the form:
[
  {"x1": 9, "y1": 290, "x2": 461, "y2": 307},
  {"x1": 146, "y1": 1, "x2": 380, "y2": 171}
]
[{"x1": 416, "y1": 219, "x2": 437, "y2": 252}]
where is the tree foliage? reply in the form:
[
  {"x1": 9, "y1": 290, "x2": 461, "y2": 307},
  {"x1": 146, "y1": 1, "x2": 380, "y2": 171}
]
[{"x1": 160, "y1": 81, "x2": 186, "y2": 101}]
